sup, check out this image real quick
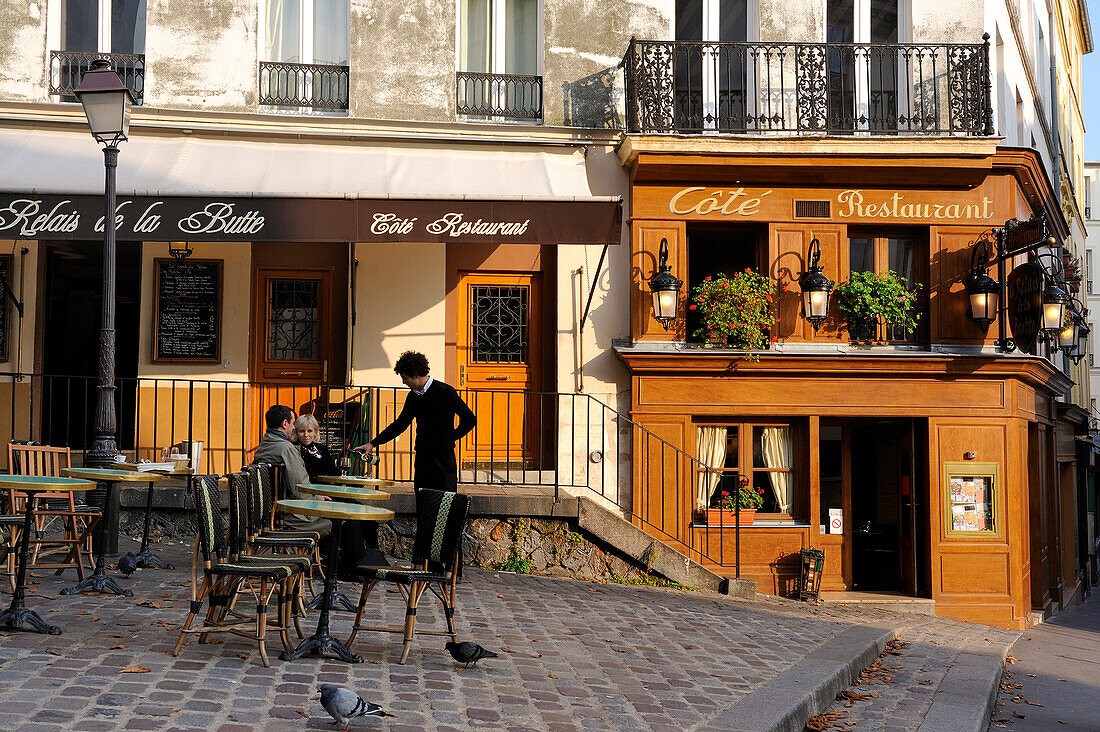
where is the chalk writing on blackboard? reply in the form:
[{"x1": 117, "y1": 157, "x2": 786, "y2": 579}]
[{"x1": 153, "y1": 258, "x2": 222, "y2": 362}]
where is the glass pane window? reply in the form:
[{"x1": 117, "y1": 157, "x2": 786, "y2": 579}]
[
  {"x1": 62, "y1": 0, "x2": 102, "y2": 52},
  {"x1": 63, "y1": 0, "x2": 147, "y2": 54},
  {"x1": 459, "y1": 0, "x2": 539, "y2": 74},
  {"x1": 849, "y1": 237, "x2": 874, "y2": 273},
  {"x1": 268, "y1": 279, "x2": 320, "y2": 361},
  {"x1": 848, "y1": 233, "x2": 924, "y2": 343},
  {"x1": 111, "y1": 0, "x2": 146, "y2": 54},
  {"x1": 698, "y1": 422, "x2": 800, "y2": 519},
  {"x1": 470, "y1": 285, "x2": 529, "y2": 364},
  {"x1": 313, "y1": 0, "x2": 349, "y2": 65},
  {"x1": 265, "y1": 0, "x2": 348, "y2": 65}
]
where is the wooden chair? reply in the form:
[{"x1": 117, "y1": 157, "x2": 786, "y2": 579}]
[
  {"x1": 346, "y1": 488, "x2": 469, "y2": 664},
  {"x1": 6, "y1": 442, "x2": 100, "y2": 578}
]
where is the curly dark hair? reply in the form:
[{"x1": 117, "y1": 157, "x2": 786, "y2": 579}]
[
  {"x1": 264, "y1": 404, "x2": 295, "y2": 430},
  {"x1": 394, "y1": 351, "x2": 430, "y2": 378}
]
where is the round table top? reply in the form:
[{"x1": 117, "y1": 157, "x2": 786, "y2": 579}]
[
  {"x1": 297, "y1": 483, "x2": 390, "y2": 501},
  {"x1": 62, "y1": 467, "x2": 165, "y2": 483},
  {"x1": 0, "y1": 475, "x2": 95, "y2": 492},
  {"x1": 317, "y1": 474, "x2": 396, "y2": 488},
  {"x1": 276, "y1": 499, "x2": 394, "y2": 521}
]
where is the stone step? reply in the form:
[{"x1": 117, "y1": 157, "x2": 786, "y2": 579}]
[{"x1": 819, "y1": 590, "x2": 936, "y2": 615}]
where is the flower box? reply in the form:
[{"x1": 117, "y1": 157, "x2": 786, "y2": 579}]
[{"x1": 701, "y1": 508, "x2": 755, "y2": 526}]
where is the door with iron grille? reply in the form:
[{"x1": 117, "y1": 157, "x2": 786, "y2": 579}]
[{"x1": 457, "y1": 272, "x2": 541, "y2": 466}]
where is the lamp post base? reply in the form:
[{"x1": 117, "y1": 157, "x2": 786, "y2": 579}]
[{"x1": 0, "y1": 606, "x2": 61, "y2": 635}]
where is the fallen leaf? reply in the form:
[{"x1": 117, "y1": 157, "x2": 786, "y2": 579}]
[
  {"x1": 107, "y1": 634, "x2": 123, "y2": 639},
  {"x1": 119, "y1": 666, "x2": 151, "y2": 674},
  {"x1": 110, "y1": 645, "x2": 125, "y2": 650},
  {"x1": 237, "y1": 653, "x2": 249, "y2": 660},
  {"x1": 208, "y1": 638, "x2": 223, "y2": 645},
  {"x1": 1012, "y1": 711, "x2": 1026, "y2": 719},
  {"x1": 1060, "y1": 721, "x2": 1068, "y2": 725},
  {"x1": 46, "y1": 649, "x2": 62, "y2": 656},
  {"x1": 501, "y1": 647, "x2": 515, "y2": 653},
  {"x1": 91, "y1": 616, "x2": 100, "y2": 622},
  {"x1": 1025, "y1": 700, "x2": 1043, "y2": 707},
  {"x1": 295, "y1": 709, "x2": 308, "y2": 718},
  {"x1": 746, "y1": 634, "x2": 757, "y2": 638},
  {"x1": 548, "y1": 674, "x2": 557, "y2": 679},
  {"x1": 1006, "y1": 655, "x2": 1017, "y2": 664},
  {"x1": 1027, "y1": 673, "x2": 1037, "y2": 677},
  {"x1": 567, "y1": 632, "x2": 583, "y2": 636},
  {"x1": 531, "y1": 654, "x2": 542, "y2": 658},
  {"x1": 497, "y1": 595, "x2": 504, "y2": 599},
  {"x1": 930, "y1": 640, "x2": 942, "y2": 645},
  {"x1": 137, "y1": 600, "x2": 168, "y2": 609},
  {"x1": 75, "y1": 611, "x2": 91, "y2": 616}
]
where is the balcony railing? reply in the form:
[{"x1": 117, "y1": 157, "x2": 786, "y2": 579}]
[
  {"x1": 258, "y1": 61, "x2": 349, "y2": 112},
  {"x1": 622, "y1": 37, "x2": 993, "y2": 136},
  {"x1": 49, "y1": 51, "x2": 145, "y2": 105},
  {"x1": 456, "y1": 71, "x2": 543, "y2": 122}
]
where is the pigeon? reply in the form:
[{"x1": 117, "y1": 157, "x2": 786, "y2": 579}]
[
  {"x1": 117, "y1": 553, "x2": 138, "y2": 577},
  {"x1": 446, "y1": 641, "x2": 499, "y2": 668},
  {"x1": 318, "y1": 684, "x2": 394, "y2": 730}
]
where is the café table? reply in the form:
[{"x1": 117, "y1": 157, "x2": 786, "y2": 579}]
[
  {"x1": 118, "y1": 464, "x2": 193, "y2": 571},
  {"x1": 275, "y1": 499, "x2": 394, "y2": 663},
  {"x1": 296, "y1": 483, "x2": 390, "y2": 612},
  {"x1": 0, "y1": 475, "x2": 94, "y2": 634},
  {"x1": 317, "y1": 474, "x2": 396, "y2": 488},
  {"x1": 60, "y1": 468, "x2": 164, "y2": 596}
]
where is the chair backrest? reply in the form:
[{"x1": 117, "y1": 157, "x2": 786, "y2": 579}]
[
  {"x1": 8, "y1": 442, "x2": 71, "y2": 477},
  {"x1": 412, "y1": 489, "x2": 471, "y2": 569},
  {"x1": 243, "y1": 464, "x2": 277, "y2": 533},
  {"x1": 226, "y1": 472, "x2": 250, "y2": 557},
  {"x1": 190, "y1": 475, "x2": 227, "y2": 563}
]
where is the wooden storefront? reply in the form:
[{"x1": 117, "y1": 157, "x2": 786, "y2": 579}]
[{"x1": 617, "y1": 141, "x2": 1083, "y2": 629}]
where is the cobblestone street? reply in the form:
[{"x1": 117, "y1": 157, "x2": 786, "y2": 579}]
[{"x1": 0, "y1": 541, "x2": 1015, "y2": 731}]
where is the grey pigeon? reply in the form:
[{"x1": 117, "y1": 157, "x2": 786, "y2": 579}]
[
  {"x1": 446, "y1": 641, "x2": 498, "y2": 668},
  {"x1": 318, "y1": 684, "x2": 393, "y2": 730},
  {"x1": 117, "y1": 553, "x2": 138, "y2": 577}
]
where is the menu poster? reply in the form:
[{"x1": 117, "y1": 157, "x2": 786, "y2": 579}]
[
  {"x1": 947, "y1": 474, "x2": 994, "y2": 533},
  {"x1": 153, "y1": 258, "x2": 222, "y2": 363}
]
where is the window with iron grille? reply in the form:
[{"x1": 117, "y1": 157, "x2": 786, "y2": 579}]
[
  {"x1": 260, "y1": 0, "x2": 350, "y2": 112},
  {"x1": 50, "y1": 0, "x2": 146, "y2": 104},
  {"x1": 457, "y1": 0, "x2": 542, "y2": 121},
  {"x1": 268, "y1": 279, "x2": 320, "y2": 361},
  {"x1": 470, "y1": 285, "x2": 529, "y2": 363}
]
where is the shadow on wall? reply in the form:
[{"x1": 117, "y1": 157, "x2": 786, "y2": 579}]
[{"x1": 562, "y1": 66, "x2": 624, "y2": 129}]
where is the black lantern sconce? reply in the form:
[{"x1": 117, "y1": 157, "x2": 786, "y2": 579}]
[
  {"x1": 799, "y1": 238, "x2": 834, "y2": 331},
  {"x1": 1072, "y1": 320, "x2": 1091, "y2": 365},
  {"x1": 649, "y1": 238, "x2": 682, "y2": 331},
  {"x1": 1040, "y1": 281, "x2": 1070, "y2": 335},
  {"x1": 964, "y1": 239, "x2": 999, "y2": 329},
  {"x1": 168, "y1": 241, "x2": 193, "y2": 261}
]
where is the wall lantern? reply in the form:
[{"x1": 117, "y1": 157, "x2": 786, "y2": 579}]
[
  {"x1": 1071, "y1": 320, "x2": 1090, "y2": 365},
  {"x1": 1040, "y1": 282, "x2": 1069, "y2": 334},
  {"x1": 649, "y1": 238, "x2": 682, "y2": 331},
  {"x1": 799, "y1": 238, "x2": 834, "y2": 331},
  {"x1": 1056, "y1": 312, "x2": 1080, "y2": 353},
  {"x1": 168, "y1": 241, "x2": 193, "y2": 261},
  {"x1": 964, "y1": 240, "x2": 1000, "y2": 329}
]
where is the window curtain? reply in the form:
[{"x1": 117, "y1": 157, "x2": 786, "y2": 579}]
[
  {"x1": 460, "y1": 0, "x2": 491, "y2": 72},
  {"x1": 266, "y1": 0, "x2": 301, "y2": 62},
  {"x1": 695, "y1": 426, "x2": 726, "y2": 509},
  {"x1": 312, "y1": 0, "x2": 348, "y2": 65},
  {"x1": 760, "y1": 426, "x2": 792, "y2": 512},
  {"x1": 111, "y1": 0, "x2": 147, "y2": 54}
]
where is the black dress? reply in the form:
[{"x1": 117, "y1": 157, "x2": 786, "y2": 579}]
[
  {"x1": 298, "y1": 441, "x2": 366, "y2": 576},
  {"x1": 298, "y1": 441, "x2": 338, "y2": 482}
]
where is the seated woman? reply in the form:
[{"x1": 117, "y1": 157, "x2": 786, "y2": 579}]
[{"x1": 295, "y1": 414, "x2": 338, "y2": 482}]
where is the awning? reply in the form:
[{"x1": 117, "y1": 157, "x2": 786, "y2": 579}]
[{"x1": 0, "y1": 127, "x2": 622, "y2": 245}]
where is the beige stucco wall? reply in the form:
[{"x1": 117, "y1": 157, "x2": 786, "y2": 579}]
[
  {"x1": 143, "y1": 0, "x2": 259, "y2": 111},
  {"x1": 912, "y1": 0, "x2": 983, "y2": 42},
  {"x1": 350, "y1": 241, "x2": 446, "y2": 387},
  {"x1": 0, "y1": 2, "x2": 46, "y2": 102},
  {"x1": 137, "y1": 241, "x2": 252, "y2": 380}
]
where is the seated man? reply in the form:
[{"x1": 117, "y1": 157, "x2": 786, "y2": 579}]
[{"x1": 252, "y1": 404, "x2": 331, "y2": 538}]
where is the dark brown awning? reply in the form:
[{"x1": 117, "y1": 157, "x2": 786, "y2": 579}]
[{"x1": 0, "y1": 194, "x2": 622, "y2": 245}]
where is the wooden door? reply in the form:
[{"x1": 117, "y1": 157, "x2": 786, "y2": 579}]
[
  {"x1": 456, "y1": 272, "x2": 541, "y2": 466},
  {"x1": 251, "y1": 258, "x2": 347, "y2": 386}
]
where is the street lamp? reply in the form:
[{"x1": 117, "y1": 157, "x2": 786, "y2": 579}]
[
  {"x1": 75, "y1": 58, "x2": 135, "y2": 468},
  {"x1": 1040, "y1": 281, "x2": 1069, "y2": 335},
  {"x1": 799, "y1": 238, "x2": 834, "y2": 331},
  {"x1": 649, "y1": 238, "x2": 682, "y2": 331}
]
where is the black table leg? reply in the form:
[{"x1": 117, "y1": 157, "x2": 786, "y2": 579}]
[
  {"x1": 0, "y1": 493, "x2": 61, "y2": 634},
  {"x1": 306, "y1": 583, "x2": 357, "y2": 612},
  {"x1": 280, "y1": 519, "x2": 362, "y2": 663},
  {"x1": 130, "y1": 481, "x2": 172, "y2": 570},
  {"x1": 61, "y1": 480, "x2": 132, "y2": 597}
]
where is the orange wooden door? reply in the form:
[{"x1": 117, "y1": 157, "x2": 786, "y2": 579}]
[
  {"x1": 457, "y1": 272, "x2": 541, "y2": 466},
  {"x1": 252, "y1": 267, "x2": 342, "y2": 384}
]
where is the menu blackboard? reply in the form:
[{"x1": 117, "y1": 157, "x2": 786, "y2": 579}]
[
  {"x1": 0, "y1": 255, "x2": 9, "y2": 361},
  {"x1": 153, "y1": 258, "x2": 222, "y2": 362}
]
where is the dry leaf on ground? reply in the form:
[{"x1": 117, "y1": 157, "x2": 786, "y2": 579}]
[
  {"x1": 119, "y1": 666, "x2": 151, "y2": 674},
  {"x1": 805, "y1": 710, "x2": 850, "y2": 731},
  {"x1": 295, "y1": 709, "x2": 308, "y2": 718}
]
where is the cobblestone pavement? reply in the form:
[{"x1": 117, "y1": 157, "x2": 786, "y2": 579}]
[
  {"x1": 0, "y1": 541, "x2": 1003, "y2": 732},
  {"x1": 812, "y1": 610, "x2": 1019, "y2": 731}
]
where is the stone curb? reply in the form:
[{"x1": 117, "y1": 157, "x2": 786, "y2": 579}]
[
  {"x1": 694, "y1": 623, "x2": 898, "y2": 732},
  {"x1": 916, "y1": 638, "x2": 1010, "y2": 732}
]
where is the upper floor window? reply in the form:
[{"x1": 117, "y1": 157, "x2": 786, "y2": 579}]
[
  {"x1": 848, "y1": 231, "x2": 926, "y2": 343},
  {"x1": 459, "y1": 0, "x2": 539, "y2": 77},
  {"x1": 685, "y1": 224, "x2": 767, "y2": 341},
  {"x1": 827, "y1": 0, "x2": 901, "y2": 132},
  {"x1": 673, "y1": 0, "x2": 749, "y2": 132},
  {"x1": 265, "y1": 0, "x2": 348, "y2": 66},
  {"x1": 62, "y1": 0, "x2": 146, "y2": 54}
]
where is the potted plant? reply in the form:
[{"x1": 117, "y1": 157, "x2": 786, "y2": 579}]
[
  {"x1": 833, "y1": 270, "x2": 921, "y2": 342},
  {"x1": 705, "y1": 476, "x2": 765, "y2": 526},
  {"x1": 688, "y1": 269, "x2": 777, "y2": 351}
]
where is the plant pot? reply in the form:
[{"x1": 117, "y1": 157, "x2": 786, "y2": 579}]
[
  {"x1": 846, "y1": 317, "x2": 879, "y2": 343},
  {"x1": 703, "y1": 508, "x2": 755, "y2": 526}
]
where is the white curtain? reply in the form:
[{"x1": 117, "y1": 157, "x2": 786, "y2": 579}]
[
  {"x1": 695, "y1": 426, "x2": 726, "y2": 509},
  {"x1": 312, "y1": 0, "x2": 349, "y2": 65},
  {"x1": 504, "y1": 0, "x2": 537, "y2": 75},
  {"x1": 460, "y1": 0, "x2": 491, "y2": 72},
  {"x1": 266, "y1": 0, "x2": 301, "y2": 62},
  {"x1": 761, "y1": 426, "x2": 792, "y2": 512}
]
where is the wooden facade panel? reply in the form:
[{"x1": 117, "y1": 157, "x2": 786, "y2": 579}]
[
  {"x1": 632, "y1": 221, "x2": 685, "y2": 342},
  {"x1": 929, "y1": 227, "x2": 998, "y2": 346},
  {"x1": 634, "y1": 417, "x2": 689, "y2": 540},
  {"x1": 939, "y1": 552, "x2": 1010, "y2": 594},
  {"x1": 707, "y1": 526, "x2": 809, "y2": 595},
  {"x1": 637, "y1": 377, "x2": 1006, "y2": 415},
  {"x1": 771, "y1": 224, "x2": 846, "y2": 342},
  {"x1": 934, "y1": 601, "x2": 1023, "y2": 629}
]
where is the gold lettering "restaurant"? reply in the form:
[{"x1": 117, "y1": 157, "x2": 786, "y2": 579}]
[{"x1": 836, "y1": 189, "x2": 995, "y2": 221}]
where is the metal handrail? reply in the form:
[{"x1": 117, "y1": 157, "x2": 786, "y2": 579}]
[
  {"x1": 456, "y1": 71, "x2": 543, "y2": 121},
  {"x1": 258, "y1": 61, "x2": 350, "y2": 111}
]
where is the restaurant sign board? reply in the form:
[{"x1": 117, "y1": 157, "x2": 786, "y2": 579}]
[
  {"x1": 0, "y1": 195, "x2": 622, "y2": 245},
  {"x1": 1006, "y1": 262, "x2": 1044, "y2": 354}
]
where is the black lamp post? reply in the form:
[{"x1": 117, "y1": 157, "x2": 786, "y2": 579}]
[
  {"x1": 799, "y1": 238, "x2": 834, "y2": 331},
  {"x1": 649, "y1": 238, "x2": 682, "y2": 331},
  {"x1": 75, "y1": 59, "x2": 134, "y2": 468}
]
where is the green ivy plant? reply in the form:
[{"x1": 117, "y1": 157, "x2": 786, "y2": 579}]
[
  {"x1": 688, "y1": 269, "x2": 777, "y2": 350},
  {"x1": 495, "y1": 519, "x2": 532, "y2": 574},
  {"x1": 834, "y1": 270, "x2": 921, "y2": 336}
]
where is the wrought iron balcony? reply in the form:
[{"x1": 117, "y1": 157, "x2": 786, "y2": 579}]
[
  {"x1": 49, "y1": 51, "x2": 145, "y2": 105},
  {"x1": 456, "y1": 71, "x2": 543, "y2": 122},
  {"x1": 622, "y1": 37, "x2": 993, "y2": 136},
  {"x1": 258, "y1": 61, "x2": 349, "y2": 112}
]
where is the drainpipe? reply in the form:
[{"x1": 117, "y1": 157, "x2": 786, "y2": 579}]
[{"x1": 1050, "y1": 6, "x2": 1061, "y2": 206}]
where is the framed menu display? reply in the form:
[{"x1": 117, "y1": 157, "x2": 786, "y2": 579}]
[
  {"x1": 942, "y1": 462, "x2": 1001, "y2": 538},
  {"x1": 153, "y1": 258, "x2": 222, "y2": 363}
]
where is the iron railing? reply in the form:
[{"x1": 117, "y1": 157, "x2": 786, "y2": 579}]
[
  {"x1": 456, "y1": 71, "x2": 543, "y2": 121},
  {"x1": 622, "y1": 37, "x2": 993, "y2": 135},
  {"x1": 49, "y1": 51, "x2": 145, "y2": 105},
  {"x1": 0, "y1": 373, "x2": 739, "y2": 574},
  {"x1": 258, "y1": 61, "x2": 350, "y2": 111}
]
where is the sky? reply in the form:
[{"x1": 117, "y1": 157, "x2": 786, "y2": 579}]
[{"x1": 1085, "y1": 0, "x2": 1100, "y2": 160}]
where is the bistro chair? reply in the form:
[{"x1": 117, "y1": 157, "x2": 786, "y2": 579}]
[
  {"x1": 346, "y1": 488, "x2": 470, "y2": 664},
  {"x1": 243, "y1": 464, "x2": 325, "y2": 587},
  {"x1": 5, "y1": 442, "x2": 99, "y2": 578},
  {"x1": 172, "y1": 474, "x2": 306, "y2": 667}
]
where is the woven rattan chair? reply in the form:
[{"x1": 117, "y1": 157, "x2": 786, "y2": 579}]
[
  {"x1": 172, "y1": 475, "x2": 307, "y2": 667},
  {"x1": 346, "y1": 488, "x2": 470, "y2": 664},
  {"x1": 243, "y1": 464, "x2": 325, "y2": 592}
]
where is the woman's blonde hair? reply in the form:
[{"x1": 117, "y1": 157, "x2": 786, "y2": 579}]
[{"x1": 294, "y1": 414, "x2": 319, "y2": 432}]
